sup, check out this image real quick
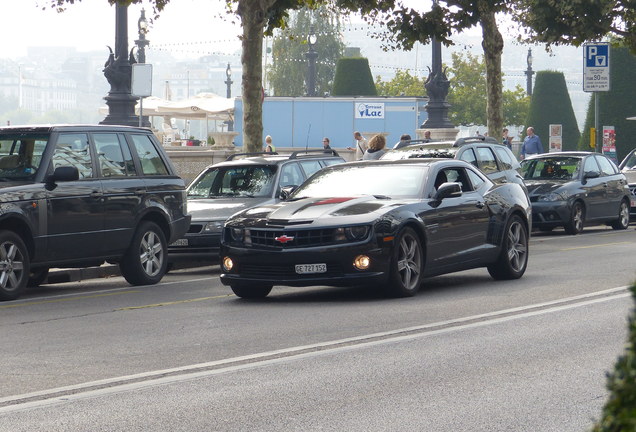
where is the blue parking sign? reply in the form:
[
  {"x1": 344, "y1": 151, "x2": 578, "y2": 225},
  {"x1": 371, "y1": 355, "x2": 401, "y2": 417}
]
[{"x1": 585, "y1": 44, "x2": 609, "y2": 67}]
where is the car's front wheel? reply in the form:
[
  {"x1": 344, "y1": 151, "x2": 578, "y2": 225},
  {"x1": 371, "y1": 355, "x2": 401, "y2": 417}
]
[
  {"x1": 230, "y1": 284, "x2": 273, "y2": 299},
  {"x1": 488, "y1": 215, "x2": 528, "y2": 280},
  {"x1": 0, "y1": 230, "x2": 29, "y2": 301},
  {"x1": 120, "y1": 221, "x2": 168, "y2": 286},
  {"x1": 610, "y1": 199, "x2": 630, "y2": 230},
  {"x1": 564, "y1": 201, "x2": 585, "y2": 235},
  {"x1": 385, "y1": 227, "x2": 423, "y2": 297}
]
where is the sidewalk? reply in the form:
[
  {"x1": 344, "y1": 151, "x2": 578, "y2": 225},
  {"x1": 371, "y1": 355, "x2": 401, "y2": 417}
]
[{"x1": 47, "y1": 264, "x2": 121, "y2": 284}]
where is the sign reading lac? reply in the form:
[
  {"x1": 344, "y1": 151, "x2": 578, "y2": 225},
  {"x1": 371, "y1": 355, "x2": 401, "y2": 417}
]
[{"x1": 583, "y1": 43, "x2": 610, "y2": 92}]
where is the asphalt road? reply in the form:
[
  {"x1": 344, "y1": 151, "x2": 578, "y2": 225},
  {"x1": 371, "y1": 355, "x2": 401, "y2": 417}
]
[{"x1": 1, "y1": 225, "x2": 635, "y2": 431}]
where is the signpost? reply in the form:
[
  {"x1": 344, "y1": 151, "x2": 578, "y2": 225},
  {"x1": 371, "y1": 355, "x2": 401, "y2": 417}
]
[
  {"x1": 583, "y1": 42, "x2": 610, "y2": 153},
  {"x1": 132, "y1": 63, "x2": 153, "y2": 127}
]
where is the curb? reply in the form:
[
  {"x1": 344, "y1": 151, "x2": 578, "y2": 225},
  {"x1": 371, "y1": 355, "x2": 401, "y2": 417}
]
[{"x1": 46, "y1": 265, "x2": 121, "y2": 284}]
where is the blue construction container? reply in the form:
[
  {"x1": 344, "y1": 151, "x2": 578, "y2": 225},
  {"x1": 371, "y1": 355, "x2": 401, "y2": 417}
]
[{"x1": 233, "y1": 96, "x2": 428, "y2": 149}]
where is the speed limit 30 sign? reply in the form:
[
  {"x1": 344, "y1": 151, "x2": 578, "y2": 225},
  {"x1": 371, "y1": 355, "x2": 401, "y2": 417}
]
[{"x1": 583, "y1": 43, "x2": 610, "y2": 92}]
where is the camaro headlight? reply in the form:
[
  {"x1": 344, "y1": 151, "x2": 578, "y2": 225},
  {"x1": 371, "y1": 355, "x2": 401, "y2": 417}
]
[
  {"x1": 335, "y1": 226, "x2": 370, "y2": 242},
  {"x1": 538, "y1": 192, "x2": 568, "y2": 202},
  {"x1": 203, "y1": 221, "x2": 225, "y2": 233},
  {"x1": 230, "y1": 227, "x2": 244, "y2": 241}
]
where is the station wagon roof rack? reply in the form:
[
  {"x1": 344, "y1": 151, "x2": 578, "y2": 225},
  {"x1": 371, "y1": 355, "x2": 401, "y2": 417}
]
[
  {"x1": 226, "y1": 151, "x2": 279, "y2": 161},
  {"x1": 289, "y1": 149, "x2": 341, "y2": 159},
  {"x1": 453, "y1": 136, "x2": 500, "y2": 147}
]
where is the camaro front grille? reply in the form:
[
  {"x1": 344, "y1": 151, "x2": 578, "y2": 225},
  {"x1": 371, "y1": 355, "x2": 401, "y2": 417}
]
[{"x1": 248, "y1": 228, "x2": 338, "y2": 248}]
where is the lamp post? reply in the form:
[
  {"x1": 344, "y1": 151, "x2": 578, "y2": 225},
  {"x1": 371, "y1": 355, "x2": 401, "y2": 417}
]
[
  {"x1": 305, "y1": 25, "x2": 318, "y2": 97},
  {"x1": 135, "y1": 8, "x2": 149, "y2": 64},
  {"x1": 525, "y1": 48, "x2": 534, "y2": 96},
  {"x1": 100, "y1": 3, "x2": 139, "y2": 126},
  {"x1": 224, "y1": 63, "x2": 234, "y2": 131}
]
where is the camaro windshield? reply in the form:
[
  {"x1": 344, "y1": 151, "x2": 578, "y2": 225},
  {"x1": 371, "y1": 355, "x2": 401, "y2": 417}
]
[
  {"x1": 0, "y1": 134, "x2": 48, "y2": 179},
  {"x1": 292, "y1": 164, "x2": 429, "y2": 199},
  {"x1": 521, "y1": 157, "x2": 580, "y2": 181},
  {"x1": 188, "y1": 165, "x2": 277, "y2": 198}
]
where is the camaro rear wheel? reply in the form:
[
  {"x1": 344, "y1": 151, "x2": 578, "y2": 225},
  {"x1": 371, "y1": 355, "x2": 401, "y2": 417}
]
[
  {"x1": 610, "y1": 199, "x2": 630, "y2": 230},
  {"x1": 230, "y1": 284, "x2": 273, "y2": 299},
  {"x1": 386, "y1": 227, "x2": 423, "y2": 297},
  {"x1": 564, "y1": 201, "x2": 585, "y2": 235},
  {"x1": 120, "y1": 221, "x2": 168, "y2": 286},
  {"x1": 0, "y1": 230, "x2": 29, "y2": 301},
  {"x1": 488, "y1": 215, "x2": 528, "y2": 280}
]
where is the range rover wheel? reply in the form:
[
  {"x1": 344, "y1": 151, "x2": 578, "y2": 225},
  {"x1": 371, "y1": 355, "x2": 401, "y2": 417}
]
[
  {"x1": 230, "y1": 284, "x2": 273, "y2": 299},
  {"x1": 27, "y1": 267, "x2": 49, "y2": 288},
  {"x1": 0, "y1": 230, "x2": 29, "y2": 301},
  {"x1": 610, "y1": 200, "x2": 630, "y2": 230},
  {"x1": 120, "y1": 221, "x2": 167, "y2": 286},
  {"x1": 564, "y1": 201, "x2": 585, "y2": 235},
  {"x1": 386, "y1": 227, "x2": 423, "y2": 297},
  {"x1": 487, "y1": 215, "x2": 528, "y2": 280}
]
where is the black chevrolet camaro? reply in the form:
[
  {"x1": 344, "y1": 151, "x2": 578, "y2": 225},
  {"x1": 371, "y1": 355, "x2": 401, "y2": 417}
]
[{"x1": 220, "y1": 159, "x2": 532, "y2": 299}]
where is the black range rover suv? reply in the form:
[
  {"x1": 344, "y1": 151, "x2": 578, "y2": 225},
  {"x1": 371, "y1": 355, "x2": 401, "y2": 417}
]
[{"x1": 0, "y1": 125, "x2": 190, "y2": 301}]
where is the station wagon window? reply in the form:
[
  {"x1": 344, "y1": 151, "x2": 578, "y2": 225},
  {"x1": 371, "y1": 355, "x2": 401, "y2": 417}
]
[
  {"x1": 299, "y1": 160, "x2": 323, "y2": 178},
  {"x1": 476, "y1": 147, "x2": 498, "y2": 174},
  {"x1": 94, "y1": 133, "x2": 136, "y2": 177},
  {"x1": 583, "y1": 156, "x2": 599, "y2": 174},
  {"x1": 280, "y1": 162, "x2": 304, "y2": 187},
  {"x1": 493, "y1": 146, "x2": 513, "y2": 170},
  {"x1": 130, "y1": 134, "x2": 168, "y2": 175},
  {"x1": 595, "y1": 155, "x2": 618, "y2": 176},
  {"x1": 457, "y1": 148, "x2": 478, "y2": 168},
  {"x1": 53, "y1": 133, "x2": 93, "y2": 178},
  {"x1": 322, "y1": 159, "x2": 342, "y2": 167}
]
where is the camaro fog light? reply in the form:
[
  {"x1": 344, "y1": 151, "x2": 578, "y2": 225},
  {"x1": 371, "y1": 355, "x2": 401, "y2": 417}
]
[
  {"x1": 222, "y1": 256, "x2": 234, "y2": 272},
  {"x1": 353, "y1": 255, "x2": 370, "y2": 271}
]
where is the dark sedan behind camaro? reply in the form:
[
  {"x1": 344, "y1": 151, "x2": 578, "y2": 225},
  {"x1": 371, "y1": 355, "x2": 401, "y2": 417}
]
[{"x1": 220, "y1": 159, "x2": 532, "y2": 299}]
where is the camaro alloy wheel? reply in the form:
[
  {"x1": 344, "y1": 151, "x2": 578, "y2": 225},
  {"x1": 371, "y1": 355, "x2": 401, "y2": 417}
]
[
  {"x1": 387, "y1": 227, "x2": 423, "y2": 297},
  {"x1": 565, "y1": 201, "x2": 585, "y2": 235},
  {"x1": 0, "y1": 230, "x2": 29, "y2": 301},
  {"x1": 120, "y1": 221, "x2": 167, "y2": 286},
  {"x1": 488, "y1": 215, "x2": 528, "y2": 280}
]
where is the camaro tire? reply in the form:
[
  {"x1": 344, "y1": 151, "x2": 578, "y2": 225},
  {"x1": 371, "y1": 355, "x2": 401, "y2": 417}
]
[
  {"x1": 230, "y1": 284, "x2": 273, "y2": 299},
  {"x1": 564, "y1": 201, "x2": 585, "y2": 235},
  {"x1": 0, "y1": 230, "x2": 30, "y2": 301},
  {"x1": 120, "y1": 221, "x2": 168, "y2": 286},
  {"x1": 386, "y1": 227, "x2": 423, "y2": 297},
  {"x1": 487, "y1": 215, "x2": 528, "y2": 280},
  {"x1": 610, "y1": 200, "x2": 630, "y2": 230}
]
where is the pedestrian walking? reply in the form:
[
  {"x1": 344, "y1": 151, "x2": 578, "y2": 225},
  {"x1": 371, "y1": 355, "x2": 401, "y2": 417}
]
[
  {"x1": 264, "y1": 135, "x2": 276, "y2": 153},
  {"x1": 362, "y1": 134, "x2": 387, "y2": 160},
  {"x1": 347, "y1": 131, "x2": 368, "y2": 160},
  {"x1": 502, "y1": 128, "x2": 512, "y2": 150}
]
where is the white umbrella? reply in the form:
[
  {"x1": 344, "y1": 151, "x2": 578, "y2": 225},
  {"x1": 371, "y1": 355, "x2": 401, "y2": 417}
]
[{"x1": 155, "y1": 92, "x2": 234, "y2": 120}]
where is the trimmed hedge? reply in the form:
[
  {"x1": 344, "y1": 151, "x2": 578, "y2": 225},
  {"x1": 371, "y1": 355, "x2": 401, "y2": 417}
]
[
  {"x1": 331, "y1": 57, "x2": 377, "y2": 96},
  {"x1": 525, "y1": 71, "x2": 580, "y2": 152},
  {"x1": 591, "y1": 283, "x2": 636, "y2": 431},
  {"x1": 580, "y1": 46, "x2": 636, "y2": 162}
]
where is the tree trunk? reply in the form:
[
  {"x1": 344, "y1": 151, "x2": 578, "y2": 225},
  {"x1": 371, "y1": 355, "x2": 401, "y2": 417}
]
[
  {"x1": 479, "y1": 8, "x2": 504, "y2": 139},
  {"x1": 237, "y1": 1, "x2": 274, "y2": 153}
]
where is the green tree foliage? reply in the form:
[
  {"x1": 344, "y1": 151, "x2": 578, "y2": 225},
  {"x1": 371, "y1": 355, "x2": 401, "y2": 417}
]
[
  {"x1": 516, "y1": 0, "x2": 636, "y2": 52},
  {"x1": 591, "y1": 283, "x2": 636, "y2": 432},
  {"x1": 525, "y1": 71, "x2": 580, "y2": 151},
  {"x1": 268, "y1": 6, "x2": 344, "y2": 96},
  {"x1": 447, "y1": 52, "x2": 529, "y2": 127},
  {"x1": 331, "y1": 58, "x2": 377, "y2": 96},
  {"x1": 580, "y1": 46, "x2": 636, "y2": 162},
  {"x1": 375, "y1": 70, "x2": 426, "y2": 97}
]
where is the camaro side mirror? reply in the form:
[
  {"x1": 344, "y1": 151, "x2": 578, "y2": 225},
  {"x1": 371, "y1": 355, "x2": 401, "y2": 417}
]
[
  {"x1": 279, "y1": 185, "x2": 298, "y2": 200},
  {"x1": 434, "y1": 182, "x2": 462, "y2": 201}
]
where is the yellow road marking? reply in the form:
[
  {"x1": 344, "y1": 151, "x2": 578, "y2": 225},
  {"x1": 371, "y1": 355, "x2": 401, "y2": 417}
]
[
  {"x1": 560, "y1": 241, "x2": 632, "y2": 251},
  {"x1": 117, "y1": 294, "x2": 234, "y2": 310},
  {"x1": 0, "y1": 291, "x2": 140, "y2": 309}
]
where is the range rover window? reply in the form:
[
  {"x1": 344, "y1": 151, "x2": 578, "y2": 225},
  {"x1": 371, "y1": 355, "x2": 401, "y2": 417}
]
[
  {"x1": 130, "y1": 134, "x2": 169, "y2": 175},
  {"x1": 94, "y1": 133, "x2": 137, "y2": 177},
  {"x1": 0, "y1": 135, "x2": 48, "y2": 178},
  {"x1": 53, "y1": 133, "x2": 93, "y2": 178}
]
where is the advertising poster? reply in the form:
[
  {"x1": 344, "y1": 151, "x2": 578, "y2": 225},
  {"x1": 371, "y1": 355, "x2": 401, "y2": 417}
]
[
  {"x1": 602, "y1": 126, "x2": 617, "y2": 163},
  {"x1": 549, "y1": 124, "x2": 562, "y2": 152}
]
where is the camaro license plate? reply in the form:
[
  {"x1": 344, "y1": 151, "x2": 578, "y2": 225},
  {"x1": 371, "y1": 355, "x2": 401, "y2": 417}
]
[{"x1": 295, "y1": 263, "x2": 327, "y2": 274}]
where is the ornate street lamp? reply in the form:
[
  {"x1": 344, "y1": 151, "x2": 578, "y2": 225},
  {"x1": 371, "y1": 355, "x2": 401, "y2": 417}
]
[
  {"x1": 100, "y1": 4, "x2": 139, "y2": 126},
  {"x1": 135, "y1": 8, "x2": 149, "y2": 64},
  {"x1": 525, "y1": 48, "x2": 534, "y2": 96},
  {"x1": 225, "y1": 63, "x2": 234, "y2": 131},
  {"x1": 305, "y1": 26, "x2": 318, "y2": 97}
]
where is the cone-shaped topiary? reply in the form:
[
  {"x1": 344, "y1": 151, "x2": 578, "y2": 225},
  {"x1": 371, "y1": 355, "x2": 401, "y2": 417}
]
[
  {"x1": 591, "y1": 283, "x2": 636, "y2": 431},
  {"x1": 525, "y1": 71, "x2": 580, "y2": 152},
  {"x1": 580, "y1": 46, "x2": 636, "y2": 162},
  {"x1": 331, "y1": 57, "x2": 377, "y2": 96}
]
